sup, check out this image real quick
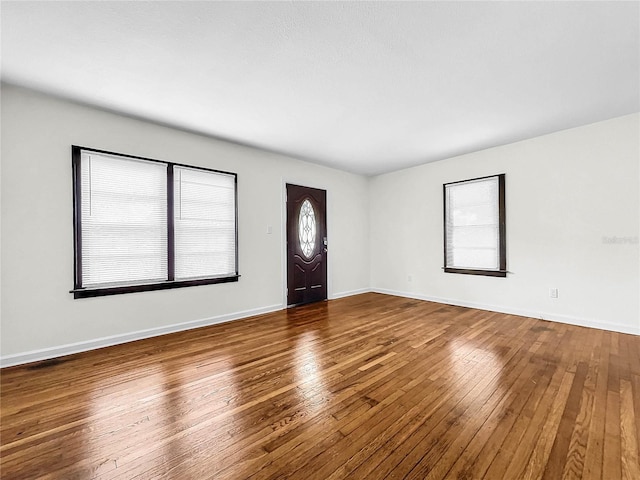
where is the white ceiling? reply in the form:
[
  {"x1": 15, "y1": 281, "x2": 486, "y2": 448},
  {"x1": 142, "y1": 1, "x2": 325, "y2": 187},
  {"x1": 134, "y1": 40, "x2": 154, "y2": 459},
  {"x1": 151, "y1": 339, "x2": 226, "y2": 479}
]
[{"x1": 2, "y1": 1, "x2": 639, "y2": 176}]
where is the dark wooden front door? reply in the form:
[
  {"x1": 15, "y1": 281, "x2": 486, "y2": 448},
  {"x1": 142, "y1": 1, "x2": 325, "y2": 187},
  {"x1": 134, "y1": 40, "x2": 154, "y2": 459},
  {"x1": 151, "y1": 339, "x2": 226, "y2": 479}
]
[{"x1": 287, "y1": 184, "x2": 327, "y2": 306}]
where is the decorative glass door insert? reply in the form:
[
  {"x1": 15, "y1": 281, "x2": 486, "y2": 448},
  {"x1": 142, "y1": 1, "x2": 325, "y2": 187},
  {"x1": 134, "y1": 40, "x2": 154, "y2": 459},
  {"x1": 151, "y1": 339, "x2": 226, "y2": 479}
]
[{"x1": 298, "y1": 199, "x2": 316, "y2": 258}]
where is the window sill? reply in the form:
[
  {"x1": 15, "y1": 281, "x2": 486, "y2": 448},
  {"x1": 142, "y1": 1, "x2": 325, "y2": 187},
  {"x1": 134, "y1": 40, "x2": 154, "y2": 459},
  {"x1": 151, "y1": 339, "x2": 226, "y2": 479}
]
[
  {"x1": 71, "y1": 275, "x2": 240, "y2": 299},
  {"x1": 444, "y1": 268, "x2": 507, "y2": 278}
]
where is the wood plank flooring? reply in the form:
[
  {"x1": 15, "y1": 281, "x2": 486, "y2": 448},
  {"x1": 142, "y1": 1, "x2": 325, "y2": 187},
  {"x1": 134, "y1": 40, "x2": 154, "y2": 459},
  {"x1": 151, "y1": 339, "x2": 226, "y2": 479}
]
[{"x1": 1, "y1": 293, "x2": 639, "y2": 479}]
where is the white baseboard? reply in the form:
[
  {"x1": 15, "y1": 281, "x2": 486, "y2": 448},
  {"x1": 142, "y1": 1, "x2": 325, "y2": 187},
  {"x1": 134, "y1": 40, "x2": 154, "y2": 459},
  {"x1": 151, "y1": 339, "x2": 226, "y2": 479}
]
[
  {"x1": 330, "y1": 288, "x2": 371, "y2": 300},
  {"x1": 4, "y1": 289, "x2": 636, "y2": 368},
  {"x1": 0, "y1": 303, "x2": 284, "y2": 368},
  {"x1": 371, "y1": 288, "x2": 640, "y2": 336}
]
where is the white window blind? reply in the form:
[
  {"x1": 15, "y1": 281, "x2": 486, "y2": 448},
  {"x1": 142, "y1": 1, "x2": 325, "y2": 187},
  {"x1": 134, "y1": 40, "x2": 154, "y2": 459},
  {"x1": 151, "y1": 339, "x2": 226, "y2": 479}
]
[
  {"x1": 174, "y1": 166, "x2": 236, "y2": 280},
  {"x1": 445, "y1": 176, "x2": 500, "y2": 270},
  {"x1": 80, "y1": 152, "x2": 168, "y2": 287},
  {"x1": 73, "y1": 146, "x2": 239, "y2": 297}
]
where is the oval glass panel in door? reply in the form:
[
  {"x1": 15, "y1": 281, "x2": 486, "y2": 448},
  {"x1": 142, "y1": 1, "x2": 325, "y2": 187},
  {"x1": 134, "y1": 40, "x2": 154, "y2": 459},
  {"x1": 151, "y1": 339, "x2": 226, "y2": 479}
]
[{"x1": 298, "y1": 199, "x2": 316, "y2": 258}]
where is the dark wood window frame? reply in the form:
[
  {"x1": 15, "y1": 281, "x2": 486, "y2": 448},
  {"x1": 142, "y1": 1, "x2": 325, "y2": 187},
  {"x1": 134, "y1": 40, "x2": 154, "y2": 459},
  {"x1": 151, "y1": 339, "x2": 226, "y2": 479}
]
[
  {"x1": 71, "y1": 146, "x2": 239, "y2": 299},
  {"x1": 443, "y1": 173, "x2": 506, "y2": 278}
]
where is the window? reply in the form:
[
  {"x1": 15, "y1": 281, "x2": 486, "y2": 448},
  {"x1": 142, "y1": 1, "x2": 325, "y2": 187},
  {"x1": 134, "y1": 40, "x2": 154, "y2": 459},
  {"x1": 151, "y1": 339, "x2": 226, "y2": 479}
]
[
  {"x1": 72, "y1": 146, "x2": 238, "y2": 298},
  {"x1": 443, "y1": 174, "x2": 506, "y2": 277}
]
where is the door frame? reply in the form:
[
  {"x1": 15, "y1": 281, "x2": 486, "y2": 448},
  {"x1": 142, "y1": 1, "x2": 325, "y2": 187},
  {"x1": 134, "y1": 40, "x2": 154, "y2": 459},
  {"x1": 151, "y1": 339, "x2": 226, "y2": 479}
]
[{"x1": 281, "y1": 178, "x2": 331, "y2": 308}]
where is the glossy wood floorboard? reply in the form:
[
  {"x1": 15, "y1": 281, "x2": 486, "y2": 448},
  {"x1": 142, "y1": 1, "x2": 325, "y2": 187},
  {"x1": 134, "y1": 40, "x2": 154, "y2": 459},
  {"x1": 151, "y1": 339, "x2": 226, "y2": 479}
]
[{"x1": 1, "y1": 293, "x2": 639, "y2": 479}]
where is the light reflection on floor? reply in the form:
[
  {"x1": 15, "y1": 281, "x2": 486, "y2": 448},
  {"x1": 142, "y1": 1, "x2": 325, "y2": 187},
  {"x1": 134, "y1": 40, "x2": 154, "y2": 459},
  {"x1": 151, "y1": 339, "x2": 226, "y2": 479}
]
[
  {"x1": 84, "y1": 358, "x2": 245, "y2": 476},
  {"x1": 446, "y1": 338, "x2": 507, "y2": 404},
  {"x1": 293, "y1": 331, "x2": 327, "y2": 414},
  {"x1": 85, "y1": 366, "x2": 170, "y2": 475}
]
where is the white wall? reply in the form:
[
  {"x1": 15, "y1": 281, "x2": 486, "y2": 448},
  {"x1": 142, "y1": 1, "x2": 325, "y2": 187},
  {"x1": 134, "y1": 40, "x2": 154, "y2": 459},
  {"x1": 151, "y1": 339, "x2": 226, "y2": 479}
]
[
  {"x1": 0, "y1": 84, "x2": 370, "y2": 364},
  {"x1": 2, "y1": 84, "x2": 638, "y2": 366},
  {"x1": 371, "y1": 113, "x2": 640, "y2": 334}
]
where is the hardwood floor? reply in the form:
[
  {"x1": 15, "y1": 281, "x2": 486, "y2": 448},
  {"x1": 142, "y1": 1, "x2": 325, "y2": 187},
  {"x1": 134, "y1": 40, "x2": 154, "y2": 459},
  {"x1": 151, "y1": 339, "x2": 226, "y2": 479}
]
[{"x1": 1, "y1": 293, "x2": 639, "y2": 479}]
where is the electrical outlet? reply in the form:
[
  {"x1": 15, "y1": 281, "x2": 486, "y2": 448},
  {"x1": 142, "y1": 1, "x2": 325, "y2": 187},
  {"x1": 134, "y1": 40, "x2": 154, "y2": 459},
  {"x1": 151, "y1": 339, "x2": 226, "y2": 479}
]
[
  {"x1": 549, "y1": 288, "x2": 558, "y2": 299},
  {"x1": 408, "y1": 275, "x2": 413, "y2": 282}
]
